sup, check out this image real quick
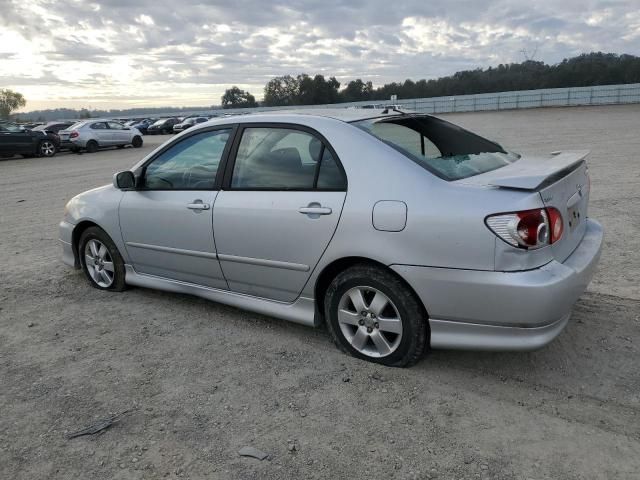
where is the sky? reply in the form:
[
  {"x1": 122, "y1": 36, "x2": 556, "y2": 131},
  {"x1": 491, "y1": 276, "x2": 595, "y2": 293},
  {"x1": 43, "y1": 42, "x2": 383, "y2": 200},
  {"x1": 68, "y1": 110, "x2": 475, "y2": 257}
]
[{"x1": 1, "y1": 0, "x2": 639, "y2": 112}]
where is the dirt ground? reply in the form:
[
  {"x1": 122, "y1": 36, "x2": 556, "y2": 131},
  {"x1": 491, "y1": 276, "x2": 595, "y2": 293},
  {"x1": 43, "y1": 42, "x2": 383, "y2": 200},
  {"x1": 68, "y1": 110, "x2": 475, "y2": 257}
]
[{"x1": 1, "y1": 105, "x2": 639, "y2": 480}]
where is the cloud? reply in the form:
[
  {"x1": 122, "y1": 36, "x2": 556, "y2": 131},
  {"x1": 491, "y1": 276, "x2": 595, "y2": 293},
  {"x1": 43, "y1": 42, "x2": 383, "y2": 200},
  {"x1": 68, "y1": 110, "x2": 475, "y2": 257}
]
[{"x1": 0, "y1": 0, "x2": 638, "y2": 110}]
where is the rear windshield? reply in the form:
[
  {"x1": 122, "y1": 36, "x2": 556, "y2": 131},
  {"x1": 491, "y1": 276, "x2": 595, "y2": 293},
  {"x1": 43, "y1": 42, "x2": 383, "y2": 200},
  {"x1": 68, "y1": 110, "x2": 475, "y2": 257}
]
[
  {"x1": 67, "y1": 122, "x2": 86, "y2": 130},
  {"x1": 353, "y1": 116, "x2": 519, "y2": 180}
]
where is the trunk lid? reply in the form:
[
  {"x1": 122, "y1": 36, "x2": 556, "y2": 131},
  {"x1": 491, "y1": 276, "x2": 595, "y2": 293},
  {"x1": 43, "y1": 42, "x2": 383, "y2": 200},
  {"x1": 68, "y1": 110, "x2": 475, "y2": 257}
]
[{"x1": 460, "y1": 150, "x2": 591, "y2": 262}]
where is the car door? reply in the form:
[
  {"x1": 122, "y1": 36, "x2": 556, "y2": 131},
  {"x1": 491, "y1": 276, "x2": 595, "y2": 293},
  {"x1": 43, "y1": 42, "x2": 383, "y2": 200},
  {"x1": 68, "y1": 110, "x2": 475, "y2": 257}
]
[
  {"x1": 213, "y1": 124, "x2": 348, "y2": 302},
  {"x1": 119, "y1": 127, "x2": 234, "y2": 289},
  {"x1": 0, "y1": 123, "x2": 35, "y2": 154},
  {"x1": 89, "y1": 122, "x2": 113, "y2": 146},
  {"x1": 107, "y1": 121, "x2": 130, "y2": 144}
]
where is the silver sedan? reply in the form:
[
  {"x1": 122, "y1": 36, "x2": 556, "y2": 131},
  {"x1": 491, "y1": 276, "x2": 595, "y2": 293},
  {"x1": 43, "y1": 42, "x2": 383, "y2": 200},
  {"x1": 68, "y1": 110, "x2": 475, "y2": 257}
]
[
  {"x1": 58, "y1": 119, "x2": 143, "y2": 153},
  {"x1": 59, "y1": 109, "x2": 603, "y2": 367}
]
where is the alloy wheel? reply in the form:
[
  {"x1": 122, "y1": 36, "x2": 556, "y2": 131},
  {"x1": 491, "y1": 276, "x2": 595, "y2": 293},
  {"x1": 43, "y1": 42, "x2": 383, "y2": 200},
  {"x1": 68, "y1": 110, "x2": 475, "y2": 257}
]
[
  {"x1": 337, "y1": 286, "x2": 403, "y2": 358},
  {"x1": 84, "y1": 239, "x2": 115, "y2": 287},
  {"x1": 40, "y1": 141, "x2": 55, "y2": 157}
]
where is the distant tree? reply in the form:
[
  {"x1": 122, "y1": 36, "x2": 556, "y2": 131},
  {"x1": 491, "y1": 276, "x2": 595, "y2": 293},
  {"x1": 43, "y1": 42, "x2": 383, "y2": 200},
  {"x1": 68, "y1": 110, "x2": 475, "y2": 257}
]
[
  {"x1": 79, "y1": 109, "x2": 92, "y2": 119},
  {"x1": 0, "y1": 89, "x2": 26, "y2": 119},
  {"x1": 263, "y1": 75, "x2": 301, "y2": 106},
  {"x1": 221, "y1": 86, "x2": 258, "y2": 109},
  {"x1": 341, "y1": 79, "x2": 374, "y2": 102}
]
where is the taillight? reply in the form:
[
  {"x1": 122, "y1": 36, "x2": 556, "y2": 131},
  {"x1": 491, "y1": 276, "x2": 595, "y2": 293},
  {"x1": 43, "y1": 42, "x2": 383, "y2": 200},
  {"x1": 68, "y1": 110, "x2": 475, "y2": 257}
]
[
  {"x1": 486, "y1": 207, "x2": 563, "y2": 249},
  {"x1": 70, "y1": 130, "x2": 79, "y2": 138},
  {"x1": 547, "y1": 207, "x2": 563, "y2": 243}
]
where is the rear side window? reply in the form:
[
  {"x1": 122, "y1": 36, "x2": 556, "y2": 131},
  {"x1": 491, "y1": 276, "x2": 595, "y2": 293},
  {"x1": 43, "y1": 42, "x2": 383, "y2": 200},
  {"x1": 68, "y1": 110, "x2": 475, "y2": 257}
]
[
  {"x1": 230, "y1": 127, "x2": 346, "y2": 190},
  {"x1": 354, "y1": 116, "x2": 518, "y2": 181},
  {"x1": 90, "y1": 122, "x2": 107, "y2": 130}
]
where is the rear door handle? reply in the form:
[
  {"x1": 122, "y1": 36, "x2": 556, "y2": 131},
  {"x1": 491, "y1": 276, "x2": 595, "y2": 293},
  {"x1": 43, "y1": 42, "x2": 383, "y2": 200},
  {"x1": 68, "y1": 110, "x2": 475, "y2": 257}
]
[
  {"x1": 187, "y1": 200, "x2": 210, "y2": 211},
  {"x1": 299, "y1": 206, "x2": 332, "y2": 215}
]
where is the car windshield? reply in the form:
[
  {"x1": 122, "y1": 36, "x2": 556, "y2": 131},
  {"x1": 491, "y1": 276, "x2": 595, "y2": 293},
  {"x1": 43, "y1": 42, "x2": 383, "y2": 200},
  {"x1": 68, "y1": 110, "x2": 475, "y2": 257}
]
[
  {"x1": 353, "y1": 116, "x2": 519, "y2": 181},
  {"x1": 152, "y1": 119, "x2": 167, "y2": 126},
  {"x1": 0, "y1": 122, "x2": 23, "y2": 132}
]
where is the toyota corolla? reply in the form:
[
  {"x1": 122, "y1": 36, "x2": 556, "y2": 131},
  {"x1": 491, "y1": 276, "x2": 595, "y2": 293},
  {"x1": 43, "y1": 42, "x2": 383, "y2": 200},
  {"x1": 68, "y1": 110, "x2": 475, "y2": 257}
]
[{"x1": 59, "y1": 109, "x2": 603, "y2": 367}]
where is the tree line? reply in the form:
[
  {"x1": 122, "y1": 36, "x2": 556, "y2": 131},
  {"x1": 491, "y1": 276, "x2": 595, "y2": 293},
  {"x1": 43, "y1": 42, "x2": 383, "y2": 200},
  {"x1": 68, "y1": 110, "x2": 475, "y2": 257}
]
[
  {"x1": 222, "y1": 52, "x2": 640, "y2": 108},
  {"x1": 8, "y1": 52, "x2": 640, "y2": 120}
]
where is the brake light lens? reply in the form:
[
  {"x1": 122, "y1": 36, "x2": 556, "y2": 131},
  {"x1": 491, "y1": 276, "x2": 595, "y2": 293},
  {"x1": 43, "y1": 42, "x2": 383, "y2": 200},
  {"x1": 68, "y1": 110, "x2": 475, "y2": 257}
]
[
  {"x1": 486, "y1": 207, "x2": 563, "y2": 249},
  {"x1": 547, "y1": 207, "x2": 563, "y2": 243},
  {"x1": 70, "y1": 130, "x2": 79, "y2": 138}
]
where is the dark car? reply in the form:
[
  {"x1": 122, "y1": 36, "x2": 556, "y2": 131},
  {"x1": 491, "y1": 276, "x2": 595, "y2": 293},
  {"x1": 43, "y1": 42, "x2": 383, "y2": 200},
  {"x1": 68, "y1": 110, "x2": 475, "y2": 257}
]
[
  {"x1": 130, "y1": 118, "x2": 155, "y2": 135},
  {"x1": 32, "y1": 121, "x2": 75, "y2": 149},
  {"x1": 32, "y1": 121, "x2": 75, "y2": 134},
  {"x1": 172, "y1": 116, "x2": 209, "y2": 133},
  {"x1": 147, "y1": 118, "x2": 179, "y2": 135},
  {"x1": 0, "y1": 121, "x2": 59, "y2": 158}
]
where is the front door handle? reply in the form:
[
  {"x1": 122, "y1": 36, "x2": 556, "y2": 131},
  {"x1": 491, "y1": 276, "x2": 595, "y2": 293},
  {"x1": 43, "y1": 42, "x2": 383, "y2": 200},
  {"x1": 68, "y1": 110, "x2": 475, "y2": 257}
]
[{"x1": 187, "y1": 200, "x2": 210, "y2": 211}]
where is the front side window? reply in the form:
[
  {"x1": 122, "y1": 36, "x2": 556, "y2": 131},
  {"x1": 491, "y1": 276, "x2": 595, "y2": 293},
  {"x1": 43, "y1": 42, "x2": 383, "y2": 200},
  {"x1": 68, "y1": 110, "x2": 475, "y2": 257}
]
[
  {"x1": 143, "y1": 129, "x2": 231, "y2": 190},
  {"x1": 231, "y1": 127, "x2": 345, "y2": 190},
  {"x1": 108, "y1": 121, "x2": 124, "y2": 130},
  {"x1": 354, "y1": 116, "x2": 518, "y2": 181}
]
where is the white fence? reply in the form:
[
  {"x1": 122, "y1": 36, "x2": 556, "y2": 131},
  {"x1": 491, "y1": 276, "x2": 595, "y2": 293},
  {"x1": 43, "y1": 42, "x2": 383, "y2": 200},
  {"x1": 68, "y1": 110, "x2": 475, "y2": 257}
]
[{"x1": 127, "y1": 83, "x2": 640, "y2": 119}]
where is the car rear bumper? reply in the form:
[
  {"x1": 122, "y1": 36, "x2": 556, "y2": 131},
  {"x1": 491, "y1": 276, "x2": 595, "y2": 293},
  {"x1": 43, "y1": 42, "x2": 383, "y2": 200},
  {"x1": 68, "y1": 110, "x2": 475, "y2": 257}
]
[{"x1": 391, "y1": 218, "x2": 603, "y2": 351}]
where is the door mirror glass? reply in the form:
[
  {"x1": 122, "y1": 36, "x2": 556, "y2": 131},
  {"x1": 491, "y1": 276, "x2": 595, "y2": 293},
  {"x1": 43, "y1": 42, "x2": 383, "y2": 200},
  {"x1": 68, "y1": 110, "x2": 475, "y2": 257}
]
[{"x1": 114, "y1": 171, "x2": 135, "y2": 189}]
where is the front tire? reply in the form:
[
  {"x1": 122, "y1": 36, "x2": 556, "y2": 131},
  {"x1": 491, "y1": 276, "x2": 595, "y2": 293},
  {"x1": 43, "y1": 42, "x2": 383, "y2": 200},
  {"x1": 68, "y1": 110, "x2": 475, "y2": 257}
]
[
  {"x1": 324, "y1": 264, "x2": 428, "y2": 367},
  {"x1": 132, "y1": 136, "x2": 143, "y2": 148},
  {"x1": 79, "y1": 227, "x2": 126, "y2": 291}
]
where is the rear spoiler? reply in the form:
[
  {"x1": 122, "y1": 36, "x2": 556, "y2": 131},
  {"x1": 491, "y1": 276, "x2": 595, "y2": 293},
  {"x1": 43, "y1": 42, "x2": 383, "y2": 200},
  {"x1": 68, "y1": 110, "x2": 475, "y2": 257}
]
[{"x1": 487, "y1": 150, "x2": 590, "y2": 190}]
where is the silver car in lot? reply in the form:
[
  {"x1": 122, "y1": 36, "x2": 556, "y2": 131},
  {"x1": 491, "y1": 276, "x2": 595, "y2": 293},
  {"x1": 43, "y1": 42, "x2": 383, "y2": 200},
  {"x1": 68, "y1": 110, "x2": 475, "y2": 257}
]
[
  {"x1": 58, "y1": 120, "x2": 143, "y2": 153},
  {"x1": 59, "y1": 109, "x2": 603, "y2": 367}
]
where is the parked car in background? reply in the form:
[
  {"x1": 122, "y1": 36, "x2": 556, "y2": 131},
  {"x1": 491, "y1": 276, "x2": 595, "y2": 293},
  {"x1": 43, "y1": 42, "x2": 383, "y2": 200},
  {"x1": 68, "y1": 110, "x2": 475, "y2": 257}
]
[
  {"x1": 32, "y1": 121, "x2": 75, "y2": 134},
  {"x1": 147, "y1": 118, "x2": 179, "y2": 135},
  {"x1": 32, "y1": 121, "x2": 76, "y2": 150},
  {"x1": 58, "y1": 120, "x2": 143, "y2": 153},
  {"x1": 173, "y1": 116, "x2": 209, "y2": 133},
  {"x1": 130, "y1": 119, "x2": 155, "y2": 135},
  {"x1": 59, "y1": 109, "x2": 602, "y2": 367},
  {"x1": 0, "y1": 121, "x2": 59, "y2": 158}
]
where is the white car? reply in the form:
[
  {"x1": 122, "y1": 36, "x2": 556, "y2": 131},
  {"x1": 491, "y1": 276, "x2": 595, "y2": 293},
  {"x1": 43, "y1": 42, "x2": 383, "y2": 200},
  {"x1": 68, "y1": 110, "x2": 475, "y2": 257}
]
[{"x1": 59, "y1": 120, "x2": 143, "y2": 153}]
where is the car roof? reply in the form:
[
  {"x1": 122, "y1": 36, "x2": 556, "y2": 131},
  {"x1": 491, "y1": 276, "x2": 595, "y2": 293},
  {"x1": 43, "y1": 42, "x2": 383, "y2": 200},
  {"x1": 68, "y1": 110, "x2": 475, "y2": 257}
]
[{"x1": 242, "y1": 108, "x2": 408, "y2": 123}]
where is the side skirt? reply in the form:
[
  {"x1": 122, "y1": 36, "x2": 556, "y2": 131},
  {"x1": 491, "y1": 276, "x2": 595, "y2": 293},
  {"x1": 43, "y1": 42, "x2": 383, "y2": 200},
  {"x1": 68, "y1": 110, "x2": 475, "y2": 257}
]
[{"x1": 124, "y1": 265, "x2": 318, "y2": 327}]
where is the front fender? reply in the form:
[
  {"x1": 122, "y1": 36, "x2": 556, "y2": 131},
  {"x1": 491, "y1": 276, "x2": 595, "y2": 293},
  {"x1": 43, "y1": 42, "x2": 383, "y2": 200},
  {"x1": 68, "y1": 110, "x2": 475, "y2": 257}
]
[{"x1": 61, "y1": 184, "x2": 128, "y2": 263}]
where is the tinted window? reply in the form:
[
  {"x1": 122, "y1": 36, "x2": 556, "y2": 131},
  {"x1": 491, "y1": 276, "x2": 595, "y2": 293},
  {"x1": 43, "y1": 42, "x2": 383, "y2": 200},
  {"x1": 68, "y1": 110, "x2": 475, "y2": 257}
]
[
  {"x1": 231, "y1": 128, "x2": 319, "y2": 189},
  {"x1": 354, "y1": 116, "x2": 515, "y2": 181},
  {"x1": 0, "y1": 122, "x2": 22, "y2": 132},
  {"x1": 317, "y1": 148, "x2": 346, "y2": 189},
  {"x1": 143, "y1": 129, "x2": 230, "y2": 190},
  {"x1": 90, "y1": 122, "x2": 107, "y2": 130}
]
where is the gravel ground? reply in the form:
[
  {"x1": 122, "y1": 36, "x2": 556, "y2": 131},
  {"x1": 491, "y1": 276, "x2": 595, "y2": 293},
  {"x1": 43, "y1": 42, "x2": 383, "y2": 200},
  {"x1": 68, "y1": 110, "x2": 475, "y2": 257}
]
[{"x1": 1, "y1": 106, "x2": 639, "y2": 480}]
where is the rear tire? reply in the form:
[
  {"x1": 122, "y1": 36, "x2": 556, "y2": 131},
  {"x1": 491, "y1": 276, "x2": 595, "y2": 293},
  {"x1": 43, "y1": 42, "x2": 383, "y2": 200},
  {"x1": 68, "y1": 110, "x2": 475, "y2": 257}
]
[
  {"x1": 85, "y1": 140, "x2": 98, "y2": 153},
  {"x1": 132, "y1": 136, "x2": 143, "y2": 148},
  {"x1": 78, "y1": 226, "x2": 126, "y2": 292},
  {"x1": 324, "y1": 264, "x2": 428, "y2": 367}
]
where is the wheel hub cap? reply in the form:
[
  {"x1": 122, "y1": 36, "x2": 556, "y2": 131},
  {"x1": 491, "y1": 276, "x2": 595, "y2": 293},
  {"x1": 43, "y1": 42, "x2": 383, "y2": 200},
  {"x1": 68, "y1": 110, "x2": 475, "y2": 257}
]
[
  {"x1": 84, "y1": 239, "x2": 114, "y2": 288},
  {"x1": 337, "y1": 286, "x2": 403, "y2": 358}
]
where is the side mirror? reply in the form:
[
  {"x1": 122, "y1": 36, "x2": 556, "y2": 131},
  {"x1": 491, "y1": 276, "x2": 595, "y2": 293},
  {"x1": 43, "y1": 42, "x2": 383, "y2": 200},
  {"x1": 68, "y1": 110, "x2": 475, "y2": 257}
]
[{"x1": 113, "y1": 171, "x2": 136, "y2": 189}]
